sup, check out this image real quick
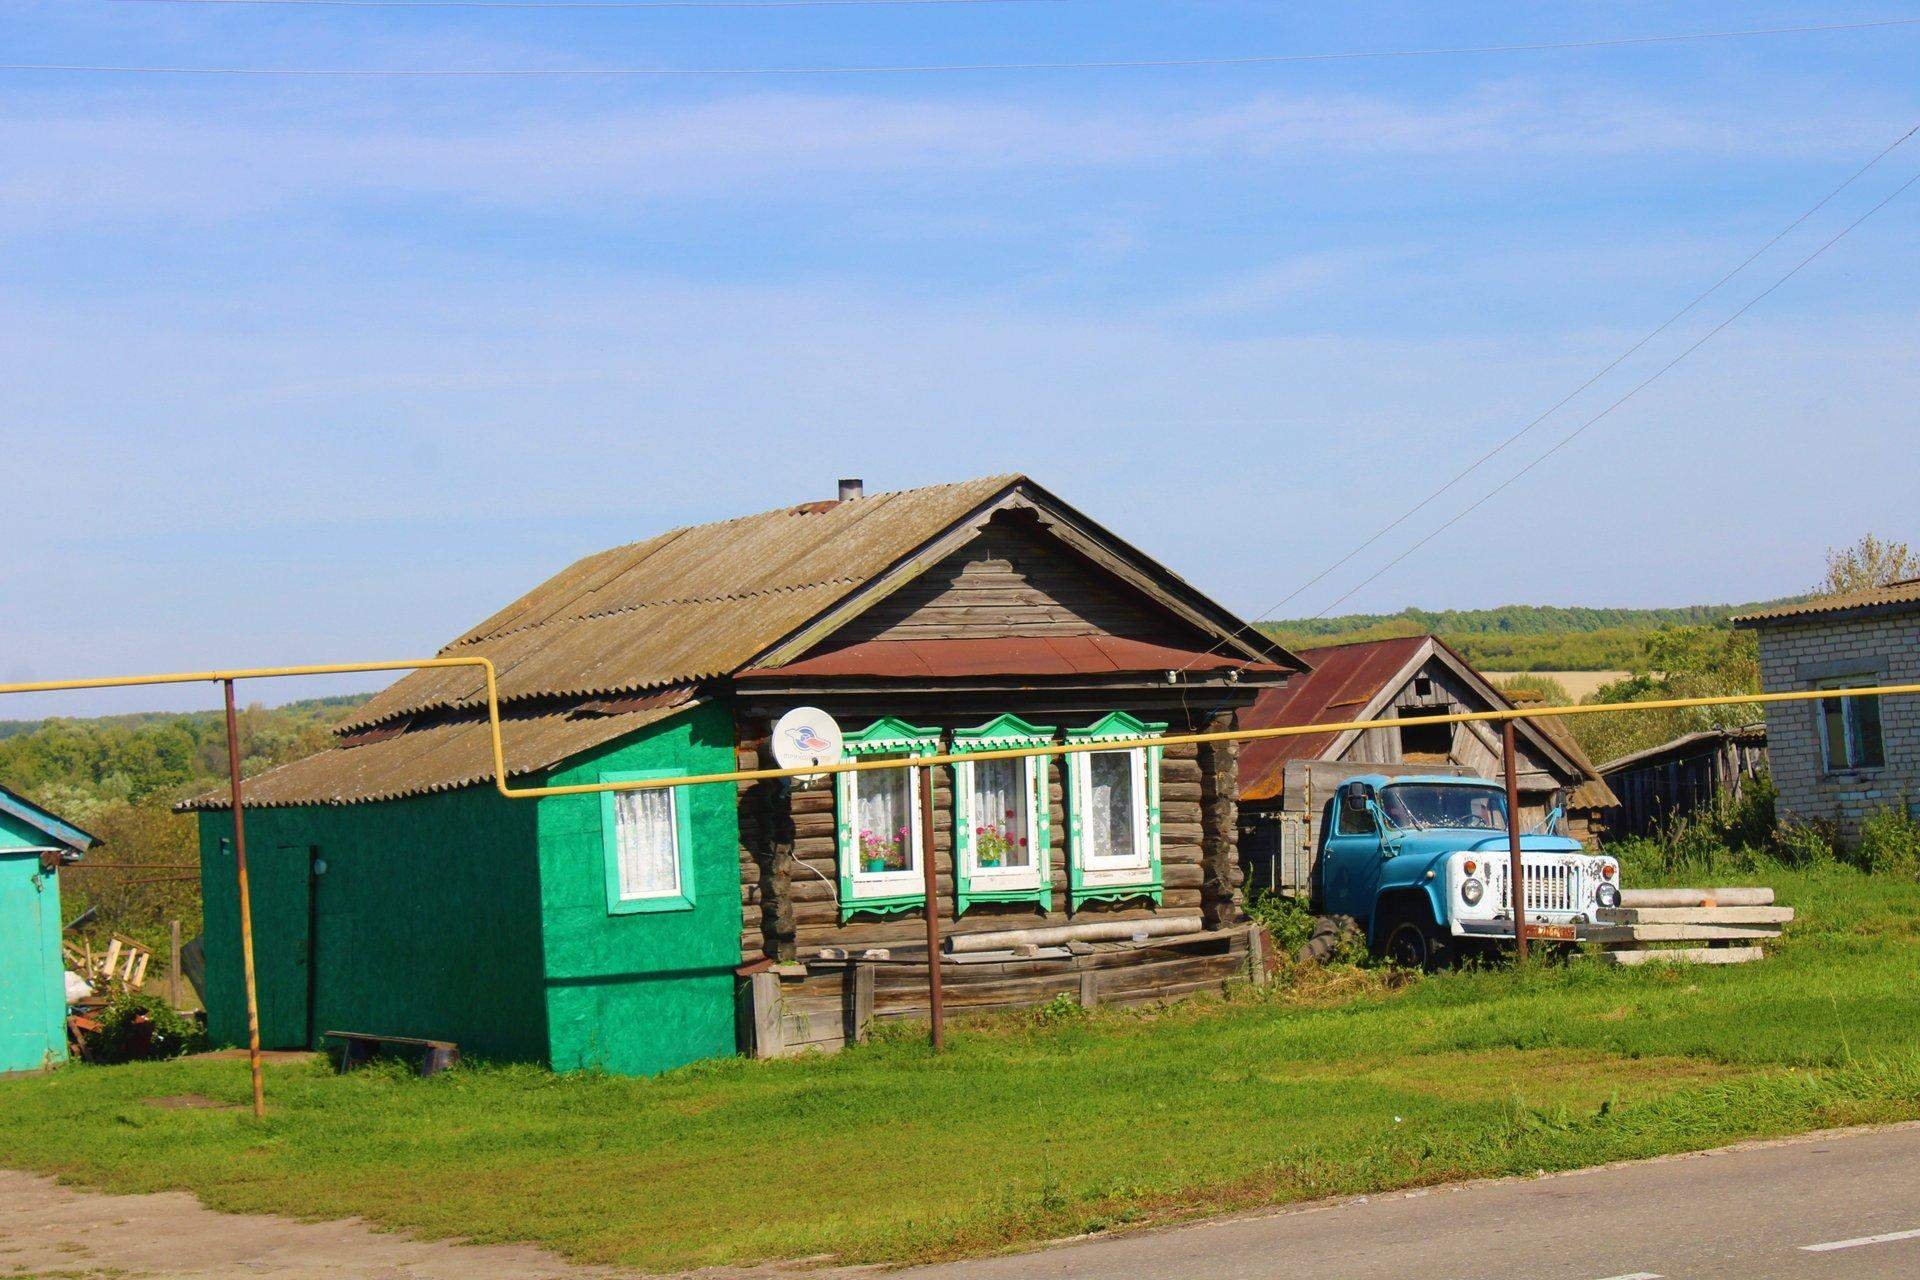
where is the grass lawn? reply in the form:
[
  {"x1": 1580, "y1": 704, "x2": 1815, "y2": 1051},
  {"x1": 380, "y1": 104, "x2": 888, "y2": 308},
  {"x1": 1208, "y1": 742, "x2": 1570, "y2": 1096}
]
[{"x1": 4, "y1": 863, "x2": 1920, "y2": 1272}]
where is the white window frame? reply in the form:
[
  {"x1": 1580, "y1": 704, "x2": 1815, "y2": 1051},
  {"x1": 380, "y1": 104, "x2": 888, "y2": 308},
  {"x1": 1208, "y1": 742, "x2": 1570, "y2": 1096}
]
[
  {"x1": 1071, "y1": 746, "x2": 1153, "y2": 872},
  {"x1": 846, "y1": 753, "x2": 925, "y2": 894},
  {"x1": 957, "y1": 753, "x2": 1045, "y2": 890}
]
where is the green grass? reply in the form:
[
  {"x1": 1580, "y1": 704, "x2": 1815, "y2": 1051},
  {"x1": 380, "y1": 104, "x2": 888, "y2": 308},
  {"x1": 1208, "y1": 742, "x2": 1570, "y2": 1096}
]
[{"x1": 4, "y1": 864, "x2": 1919, "y2": 1272}]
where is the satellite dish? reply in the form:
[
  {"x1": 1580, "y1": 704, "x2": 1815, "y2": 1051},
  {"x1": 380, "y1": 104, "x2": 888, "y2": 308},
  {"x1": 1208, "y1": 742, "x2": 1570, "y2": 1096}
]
[{"x1": 772, "y1": 707, "x2": 843, "y2": 783}]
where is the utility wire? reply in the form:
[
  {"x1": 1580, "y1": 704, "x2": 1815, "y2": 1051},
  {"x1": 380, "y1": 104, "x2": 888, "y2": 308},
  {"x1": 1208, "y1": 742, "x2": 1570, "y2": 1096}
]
[
  {"x1": 1311, "y1": 164, "x2": 1920, "y2": 620},
  {"x1": 9, "y1": 14, "x2": 1920, "y2": 74},
  {"x1": 1196, "y1": 116, "x2": 1920, "y2": 660}
]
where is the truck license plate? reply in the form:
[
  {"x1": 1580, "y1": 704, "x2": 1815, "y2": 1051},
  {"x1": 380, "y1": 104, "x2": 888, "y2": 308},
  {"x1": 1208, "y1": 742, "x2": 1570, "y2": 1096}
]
[{"x1": 1523, "y1": 923, "x2": 1578, "y2": 942}]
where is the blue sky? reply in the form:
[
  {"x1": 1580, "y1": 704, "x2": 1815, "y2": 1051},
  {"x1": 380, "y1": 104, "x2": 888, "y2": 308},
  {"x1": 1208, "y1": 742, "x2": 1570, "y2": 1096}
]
[{"x1": 4, "y1": 1, "x2": 1918, "y2": 716}]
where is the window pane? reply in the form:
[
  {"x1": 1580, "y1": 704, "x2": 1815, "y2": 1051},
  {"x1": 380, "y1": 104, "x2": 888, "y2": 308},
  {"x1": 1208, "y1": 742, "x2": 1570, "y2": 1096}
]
[
  {"x1": 971, "y1": 759, "x2": 1030, "y2": 870},
  {"x1": 855, "y1": 761, "x2": 913, "y2": 873},
  {"x1": 1089, "y1": 750, "x2": 1137, "y2": 861},
  {"x1": 614, "y1": 788, "x2": 677, "y2": 899},
  {"x1": 1822, "y1": 699, "x2": 1850, "y2": 771},
  {"x1": 1852, "y1": 696, "x2": 1885, "y2": 768}
]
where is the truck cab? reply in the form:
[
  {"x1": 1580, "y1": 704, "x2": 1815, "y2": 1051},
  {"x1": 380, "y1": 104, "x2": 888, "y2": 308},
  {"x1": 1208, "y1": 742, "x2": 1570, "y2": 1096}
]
[{"x1": 1321, "y1": 774, "x2": 1621, "y2": 968}]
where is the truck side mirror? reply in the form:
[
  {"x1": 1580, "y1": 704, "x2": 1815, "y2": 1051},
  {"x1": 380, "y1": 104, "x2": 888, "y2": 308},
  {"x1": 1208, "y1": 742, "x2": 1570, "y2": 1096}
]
[{"x1": 1342, "y1": 790, "x2": 1371, "y2": 819}]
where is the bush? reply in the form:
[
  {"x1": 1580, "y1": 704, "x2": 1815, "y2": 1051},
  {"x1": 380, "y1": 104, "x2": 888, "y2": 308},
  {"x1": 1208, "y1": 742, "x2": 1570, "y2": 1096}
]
[
  {"x1": 1770, "y1": 818, "x2": 1838, "y2": 869},
  {"x1": 1855, "y1": 806, "x2": 1920, "y2": 876},
  {"x1": 92, "y1": 989, "x2": 205, "y2": 1064},
  {"x1": 1244, "y1": 889, "x2": 1318, "y2": 958}
]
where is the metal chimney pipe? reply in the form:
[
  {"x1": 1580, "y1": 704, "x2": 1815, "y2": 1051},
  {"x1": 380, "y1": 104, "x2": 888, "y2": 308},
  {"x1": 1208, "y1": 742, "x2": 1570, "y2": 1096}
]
[{"x1": 837, "y1": 477, "x2": 864, "y2": 501}]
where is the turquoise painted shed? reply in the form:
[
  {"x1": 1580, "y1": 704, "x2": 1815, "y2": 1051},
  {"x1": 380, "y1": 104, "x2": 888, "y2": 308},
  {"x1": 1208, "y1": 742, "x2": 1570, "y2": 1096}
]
[{"x1": 0, "y1": 787, "x2": 95, "y2": 1073}]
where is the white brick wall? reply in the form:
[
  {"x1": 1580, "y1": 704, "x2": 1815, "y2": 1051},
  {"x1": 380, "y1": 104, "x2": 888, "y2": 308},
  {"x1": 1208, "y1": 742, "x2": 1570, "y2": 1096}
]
[{"x1": 1752, "y1": 608, "x2": 1920, "y2": 844}]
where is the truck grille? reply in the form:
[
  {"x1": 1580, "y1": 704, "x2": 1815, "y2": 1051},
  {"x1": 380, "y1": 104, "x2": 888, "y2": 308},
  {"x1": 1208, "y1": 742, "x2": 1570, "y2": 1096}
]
[{"x1": 1489, "y1": 859, "x2": 1581, "y2": 914}]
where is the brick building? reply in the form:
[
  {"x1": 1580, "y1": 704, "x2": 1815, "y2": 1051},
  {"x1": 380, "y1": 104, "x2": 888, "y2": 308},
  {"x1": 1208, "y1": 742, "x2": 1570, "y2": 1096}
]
[{"x1": 1734, "y1": 580, "x2": 1920, "y2": 844}]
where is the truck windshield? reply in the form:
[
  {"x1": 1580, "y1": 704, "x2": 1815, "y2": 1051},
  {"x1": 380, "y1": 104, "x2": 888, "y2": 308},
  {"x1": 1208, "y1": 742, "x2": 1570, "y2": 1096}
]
[{"x1": 1378, "y1": 784, "x2": 1508, "y2": 831}]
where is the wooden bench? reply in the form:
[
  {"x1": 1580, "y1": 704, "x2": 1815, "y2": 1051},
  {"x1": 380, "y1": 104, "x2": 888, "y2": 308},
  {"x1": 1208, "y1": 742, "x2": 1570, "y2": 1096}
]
[{"x1": 323, "y1": 1030, "x2": 460, "y2": 1077}]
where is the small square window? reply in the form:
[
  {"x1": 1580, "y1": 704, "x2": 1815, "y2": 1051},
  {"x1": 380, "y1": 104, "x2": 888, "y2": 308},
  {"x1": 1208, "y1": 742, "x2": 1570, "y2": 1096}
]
[{"x1": 599, "y1": 771, "x2": 695, "y2": 915}]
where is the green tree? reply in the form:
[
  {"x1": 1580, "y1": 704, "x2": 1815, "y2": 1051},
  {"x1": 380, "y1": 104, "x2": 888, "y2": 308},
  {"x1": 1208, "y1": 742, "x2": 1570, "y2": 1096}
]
[{"x1": 1820, "y1": 534, "x2": 1920, "y2": 595}]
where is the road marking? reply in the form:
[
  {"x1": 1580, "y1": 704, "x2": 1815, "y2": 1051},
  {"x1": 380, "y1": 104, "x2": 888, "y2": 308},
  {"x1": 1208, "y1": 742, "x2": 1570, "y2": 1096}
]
[
  {"x1": 1801, "y1": 1226, "x2": 1920, "y2": 1252},
  {"x1": 1595, "y1": 1272, "x2": 1661, "y2": 1279}
]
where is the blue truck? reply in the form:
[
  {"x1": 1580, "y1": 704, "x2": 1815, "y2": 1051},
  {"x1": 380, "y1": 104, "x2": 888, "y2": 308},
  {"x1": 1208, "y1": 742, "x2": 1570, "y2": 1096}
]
[{"x1": 1320, "y1": 773, "x2": 1622, "y2": 967}]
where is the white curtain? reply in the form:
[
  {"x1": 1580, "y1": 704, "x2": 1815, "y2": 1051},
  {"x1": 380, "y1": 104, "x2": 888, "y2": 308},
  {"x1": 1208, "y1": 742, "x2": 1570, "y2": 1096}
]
[
  {"x1": 855, "y1": 767, "x2": 913, "y2": 871},
  {"x1": 614, "y1": 788, "x2": 678, "y2": 898},
  {"x1": 971, "y1": 758, "x2": 1030, "y2": 869},
  {"x1": 1089, "y1": 751, "x2": 1135, "y2": 861}
]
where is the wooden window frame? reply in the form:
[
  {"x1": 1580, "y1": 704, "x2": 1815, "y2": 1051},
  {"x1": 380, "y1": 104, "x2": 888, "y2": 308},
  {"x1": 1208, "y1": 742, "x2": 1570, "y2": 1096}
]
[
  {"x1": 1065, "y1": 712, "x2": 1164, "y2": 911},
  {"x1": 951, "y1": 714, "x2": 1055, "y2": 916},
  {"x1": 836, "y1": 717, "x2": 941, "y2": 921},
  {"x1": 1815, "y1": 682, "x2": 1885, "y2": 774}
]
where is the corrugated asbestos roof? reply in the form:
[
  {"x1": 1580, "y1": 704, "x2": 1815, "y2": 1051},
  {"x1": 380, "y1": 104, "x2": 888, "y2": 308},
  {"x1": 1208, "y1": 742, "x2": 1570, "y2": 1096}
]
[
  {"x1": 182, "y1": 692, "x2": 696, "y2": 810},
  {"x1": 740, "y1": 636, "x2": 1291, "y2": 681},
  {"x1": 341, "y1": 476, "x2": 1022, "y2": 731},
  {"x1": 1732, "y1": 578, "x2": 1920, "y2": 626},
  {"x1": 1237, "y1": 636, "x2": 1616, "y2": 809}
]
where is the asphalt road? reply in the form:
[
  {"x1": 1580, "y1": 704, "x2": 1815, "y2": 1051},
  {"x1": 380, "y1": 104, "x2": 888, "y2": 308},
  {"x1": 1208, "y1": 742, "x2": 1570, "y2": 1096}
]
[{"x1": 898, "y1": 1122, "x2": 1920, "y2": 1280}]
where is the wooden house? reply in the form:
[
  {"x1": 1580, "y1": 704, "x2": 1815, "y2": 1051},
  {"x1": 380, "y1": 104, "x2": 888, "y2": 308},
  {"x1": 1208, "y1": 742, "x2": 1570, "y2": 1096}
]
[
  {"x1": 0, "y1": 786, "x2": 93, "y2": 1073},
  {"x1": 1597, "y1": 725, "x2": 1768, "y2": 839},
  {"x1": 1235, "y1": 636, "x2": 1615, "y2": 900},
  {"x1": 186, "y1": 476, "x2": 1305, "y2": 1073}
]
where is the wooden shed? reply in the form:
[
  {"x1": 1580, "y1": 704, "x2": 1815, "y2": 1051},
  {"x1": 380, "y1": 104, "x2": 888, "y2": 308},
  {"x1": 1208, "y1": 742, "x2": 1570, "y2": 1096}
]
[
  {"x1": 187, "y1": 476, "x2": 1306, "y2": 1071},
  {"x1": 1235, "y1": 636, "x2": 1615, "y2": 901},
  {"x1": 0, "y1": 787, "x2": 94, "y2": 1073},
  {"x1": 1597, "y1": 725, "x2": 1768, "y2": 839}
]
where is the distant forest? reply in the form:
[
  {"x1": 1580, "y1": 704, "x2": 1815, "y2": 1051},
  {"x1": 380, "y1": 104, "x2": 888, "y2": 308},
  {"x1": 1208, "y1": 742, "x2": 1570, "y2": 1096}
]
[
  {"x1": 1, "y1": 694, "x2": 369, "y2": 950},
  {"x1": 1261, "y1": 600, "x2": 1794, "y2": 670}
]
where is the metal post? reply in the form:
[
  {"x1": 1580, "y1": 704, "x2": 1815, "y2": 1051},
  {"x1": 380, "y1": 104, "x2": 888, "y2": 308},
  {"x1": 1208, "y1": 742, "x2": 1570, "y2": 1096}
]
[
  {"x1": 223, "y1": 679, "x2": 266, "y2": 1117},
  {"x1": 168, "y1": 919, "x2": 182, "y2": 1010},
  {"x1": 1502, "y1": 719, "x2": 1529, "y2": 961},
  {"x1": 918, "y1": 762, "x2": 944, "y2": 1051}
]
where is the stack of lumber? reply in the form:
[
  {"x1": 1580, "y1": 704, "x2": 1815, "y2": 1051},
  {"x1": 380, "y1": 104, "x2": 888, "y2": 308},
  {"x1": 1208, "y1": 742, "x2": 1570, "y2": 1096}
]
[{"x1": 1590, "y1": 887, "x2": 1792, "y2": 965}]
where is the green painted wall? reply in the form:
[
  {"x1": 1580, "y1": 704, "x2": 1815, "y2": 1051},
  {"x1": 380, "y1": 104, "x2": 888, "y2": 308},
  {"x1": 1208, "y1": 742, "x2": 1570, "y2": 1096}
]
[
  {"x1": 536, "y1": 701, "x2": 742, "y2": 1076},
  {"x1": 0, "y1": 812, "x2": 67, "y2": 1073},
  {"x1": 198, "y1": 786, "x2": 547, "y2": 1061}
]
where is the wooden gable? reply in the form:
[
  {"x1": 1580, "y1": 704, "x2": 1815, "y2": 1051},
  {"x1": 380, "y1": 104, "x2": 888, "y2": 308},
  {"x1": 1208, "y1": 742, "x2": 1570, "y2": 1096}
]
[{"x1": 818, "y1": 511, "x2": 1206, "y2": 652}]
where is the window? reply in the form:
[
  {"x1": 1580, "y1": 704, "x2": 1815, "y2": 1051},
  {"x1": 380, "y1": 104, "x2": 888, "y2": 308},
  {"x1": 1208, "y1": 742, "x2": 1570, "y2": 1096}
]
[
  {"x1": 1397, "y1": 707, "x2": 1454, "y2": 759},
  {"x1": 1081, "y1": 749, "x2": 1148, "y2": 868},
  {"x1": 1334, "y1": 784, "x2": 1376, "y2": 836},
  {"x1": 951, "y1": 714, "x2": 1054, "y2": 914},
  {"x1": 836, "y1": 718, "x2": 940, "y2": 920},
  {"x1": 1065, "y1": 712, "x2": 1165, "y2": 909},
  {"x1": 599, "y1": 769, "x2": 695, "y2": 914},
  {"x1": 1818, "y1": 688, "x2": 1884, "y2": 772}
]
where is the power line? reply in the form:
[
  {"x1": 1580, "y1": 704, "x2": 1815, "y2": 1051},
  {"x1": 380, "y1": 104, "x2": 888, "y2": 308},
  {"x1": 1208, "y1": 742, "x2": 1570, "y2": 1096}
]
[
  {"x1": 1310, "y1": 163, "x2": 1920, "y2": 620},
  {"x1": 1221, "y1": 117, "x2": 1919, "y2": 640},
  {"x1": 9, "y1": 13, "x2": 1920, "y2": 75},
  {"x1": 108, "y1": 0, "x2": 1058, "y2": 8}
]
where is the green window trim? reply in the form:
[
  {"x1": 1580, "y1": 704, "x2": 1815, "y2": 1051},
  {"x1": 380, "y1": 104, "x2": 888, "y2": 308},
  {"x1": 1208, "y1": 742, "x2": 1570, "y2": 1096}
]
[
  {"x1": 599, "y1": 768, "x2": 697, "y2": 915},
  {"x1": 1064, "y1": 712, "x2": 1165, "y2": 912},
  {"x1": 951, "y1": 714, "x2": 1055, "y2": 917},
  {"x1": 836, "y1": 717, "x2": 942, "y2": 923}
]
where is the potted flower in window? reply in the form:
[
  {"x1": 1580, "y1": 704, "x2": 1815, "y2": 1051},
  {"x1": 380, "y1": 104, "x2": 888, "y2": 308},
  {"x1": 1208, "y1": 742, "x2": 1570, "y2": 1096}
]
[
  {"x1": 977, "y1": 808, "x2": 1023, "y2": 868},
  {"x1": 860, "y1": 827, "x2": 908, "y2": 873}
]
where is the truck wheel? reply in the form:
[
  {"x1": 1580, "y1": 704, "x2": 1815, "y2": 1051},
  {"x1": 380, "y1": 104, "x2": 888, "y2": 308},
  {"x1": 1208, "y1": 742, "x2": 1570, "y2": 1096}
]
[{"x1": 1374, "y1": 901, "x2": 1450, "y2": 971}]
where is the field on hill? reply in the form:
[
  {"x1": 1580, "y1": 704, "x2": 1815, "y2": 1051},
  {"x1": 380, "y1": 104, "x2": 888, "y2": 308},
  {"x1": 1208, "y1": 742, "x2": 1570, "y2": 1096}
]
[{"x1": 1262, "y1": 601, "x2": 1789, "y2": 672}]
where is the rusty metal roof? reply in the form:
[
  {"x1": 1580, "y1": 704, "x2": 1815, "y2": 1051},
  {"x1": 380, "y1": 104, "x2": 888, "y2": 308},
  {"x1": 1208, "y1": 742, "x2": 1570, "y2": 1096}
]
[
  {"x1": 182, "y1": 690, "x2": 696, "y2": 810},
  {"x1": 1733, "y1": 578, "x2": 1920, "y2": 627},
  {"x1": 342, "y1": 475, "x2": 1023, "y2": 730},
  {"x1": 740, "y1": 636, "x2": 1292, "y2": 682},
  {"x1": 1237, "y1": 636, "x2": 1615, "y2": 808}
]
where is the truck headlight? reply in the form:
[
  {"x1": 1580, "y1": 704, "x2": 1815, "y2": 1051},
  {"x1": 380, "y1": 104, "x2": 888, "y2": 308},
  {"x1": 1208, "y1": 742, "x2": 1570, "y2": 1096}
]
[
  {"x1": 1595, "y1": 882, "x2": 1620, "y2": 909},
  {"x1": 1461, "y1": 877, "x2": 1484, "y2": 906}
]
